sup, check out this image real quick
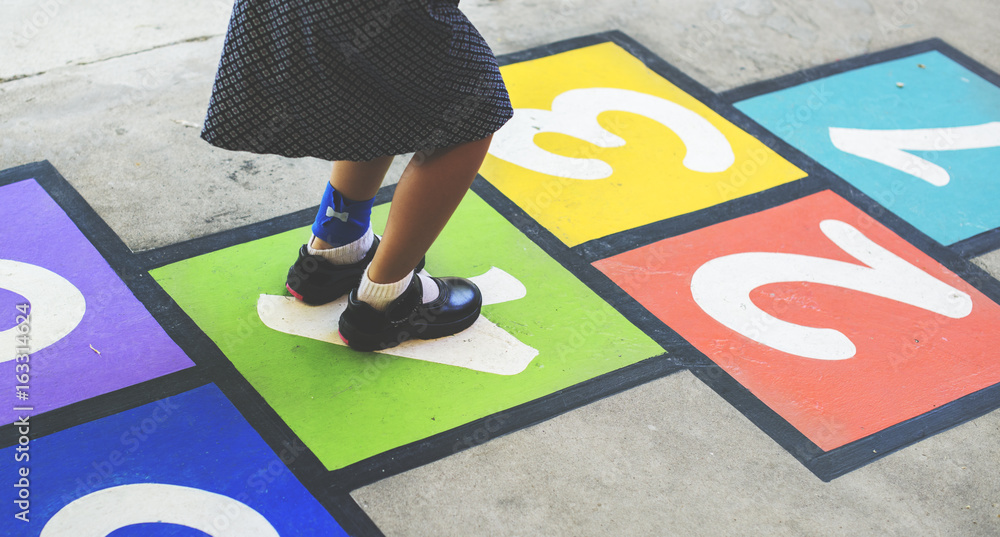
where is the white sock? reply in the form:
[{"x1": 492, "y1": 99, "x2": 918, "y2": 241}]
[
  {"x1": 307, "y1": 226, "x2": 374, "y2": 265},
  {"x1": 417, "y1": 273, "x2": 440, "y2": 304},
  {"x1": 357, "y1": 268, "x2": 440, "y2": 311}
]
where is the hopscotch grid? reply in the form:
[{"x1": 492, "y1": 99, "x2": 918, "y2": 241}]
[
  {"x1": 556, "y1": 154, "x2": 1000, "y2": 481},
  {"x1": 485, "y1": 33, "x2": 896, "y2": 476},
  {"x1": 5, "y1": 33, "x2": 1000, "y2": 531},
  {"x1": 133, "y1": 164, "x2": 693, "y2": 499}
]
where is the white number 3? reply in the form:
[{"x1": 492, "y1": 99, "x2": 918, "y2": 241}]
[{"x1": 489, "y1": 87, "x2": 735, "y2": 179}]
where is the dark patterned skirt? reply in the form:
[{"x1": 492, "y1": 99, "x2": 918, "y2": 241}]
[{"x1": 201, "y1": 0, "x2": 513, "y2": 161}]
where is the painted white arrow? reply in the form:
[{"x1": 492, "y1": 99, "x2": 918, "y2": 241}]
[
  {"x1": 490, "y1": 87, "x2": 735, "y2": 180},
  {"x1": 829, "y1": 122, "x2": 1000, "y2": 186},
  {"x1": 258, "y1": 267, "x2": 539, "y2": 375},
  {"x1": 1, "y1": 259, "x2": 86, "y2": 361},
  {"x1": 41, "y1": 483, "x2": 279, "y2": 537},
  {"x1": 690, "y1": 220, "x2": 972, "y2": 360}
]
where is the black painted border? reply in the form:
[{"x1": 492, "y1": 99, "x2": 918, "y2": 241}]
[
  {"x1": 0, "y1": 161, "x2": 384, "y2": 537},
  {"x1": 719, "y1": 37, "x2": 1000, "y2": 257}
]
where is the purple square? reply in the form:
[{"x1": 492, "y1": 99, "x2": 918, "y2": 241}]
[{"x1": 0, "y1": 179, "x2": 193, "y2": 422}]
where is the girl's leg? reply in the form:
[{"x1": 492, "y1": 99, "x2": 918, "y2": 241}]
[
  {"x1": 340, "y1": 135, "x2": 494, "y2": 350},
  {"x1": 285, "y1": 155, "x2": 394, "y2": 305},
  {"x1": 366, "y1": 134, "x2": 493, "y2": 284}
]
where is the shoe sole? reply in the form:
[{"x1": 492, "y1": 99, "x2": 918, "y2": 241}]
[
  {"x1": 338, "y1": 304, "x2": 481, "y2": 352},
  {"x1": 287, "y1": 280, "x2": 355, "y2": 306}
]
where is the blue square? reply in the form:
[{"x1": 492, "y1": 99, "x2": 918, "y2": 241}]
[{"x1": 2, "y1": 384, "x2": 348, "y2": 536}]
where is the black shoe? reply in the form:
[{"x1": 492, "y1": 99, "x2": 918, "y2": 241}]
[
  {"x1": 338, "y1": 275, "x2": 482, "y2": 351},
  {"x1": 285, "y1": 236, "x2": 425, "y2": 305}
]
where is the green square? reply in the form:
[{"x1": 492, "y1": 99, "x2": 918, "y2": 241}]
[{"x1": 151, "y1": 192, "x2": 662, "y2": 470}]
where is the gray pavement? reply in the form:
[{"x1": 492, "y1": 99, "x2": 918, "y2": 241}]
[{"x1": 3, "y1": 0, "x2": 999, "y2": 535}]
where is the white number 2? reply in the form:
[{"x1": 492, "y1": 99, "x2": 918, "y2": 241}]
[{"x1": 690, "y1": 220, "x2": 972, "y2": 360}]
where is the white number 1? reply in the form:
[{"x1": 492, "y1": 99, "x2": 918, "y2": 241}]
[{"x1": 829, "y1": 122, "x2": 1000, "y2": 186}]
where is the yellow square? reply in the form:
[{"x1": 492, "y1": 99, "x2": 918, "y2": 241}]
[{"x1": 482, "y1": 42, "x2": 807, "y2": 246}]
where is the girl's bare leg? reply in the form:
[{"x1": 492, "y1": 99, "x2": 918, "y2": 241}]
[{"x1": 366, "y1": 135, "x2": 493, "y2": 284}]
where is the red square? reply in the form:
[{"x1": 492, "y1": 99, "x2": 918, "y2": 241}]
[{"x1": 595, "y1": 191, "x2": 1000, "y2": 450}]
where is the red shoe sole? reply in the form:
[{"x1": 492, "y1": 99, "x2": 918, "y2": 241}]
[{"x1": 286, "y1": 283, "x2": 305, "y2": 301}]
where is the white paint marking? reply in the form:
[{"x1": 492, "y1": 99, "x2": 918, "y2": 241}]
[
  {"x1": 258, "y1": 268, "x2": 538, "y2": 375},
  {"x1": 0, "y1": 259, "x2": 86, "y2": 361},
  {"x1": 40, "y1": 483, "x2": 279, "y2": 536},
  {"x1": 490, "y1": 87, "x2": 735, "y2": 179},
  {"x1": 829, "y1": 122, "x2": 1000, "y2": 186},
  {"x1": 690, "y1": 220, "x2": 972, "y2": 360},
  {"x1": 469, "y1": 266, "x2": 528, "y2": 305}
]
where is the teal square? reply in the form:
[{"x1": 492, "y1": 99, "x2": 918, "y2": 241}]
[{"x1": 736, "y1": 51, "x2": 1000, "y2": 245}]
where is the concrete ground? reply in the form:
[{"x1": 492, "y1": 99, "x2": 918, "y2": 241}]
[{"x1": 3, "y1": 0, "x2": 999, "y2": 535}]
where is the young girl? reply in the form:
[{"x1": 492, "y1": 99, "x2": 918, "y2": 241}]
[{"x1": 201, "y1": 0, "x2": 513, "y2": 351}]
